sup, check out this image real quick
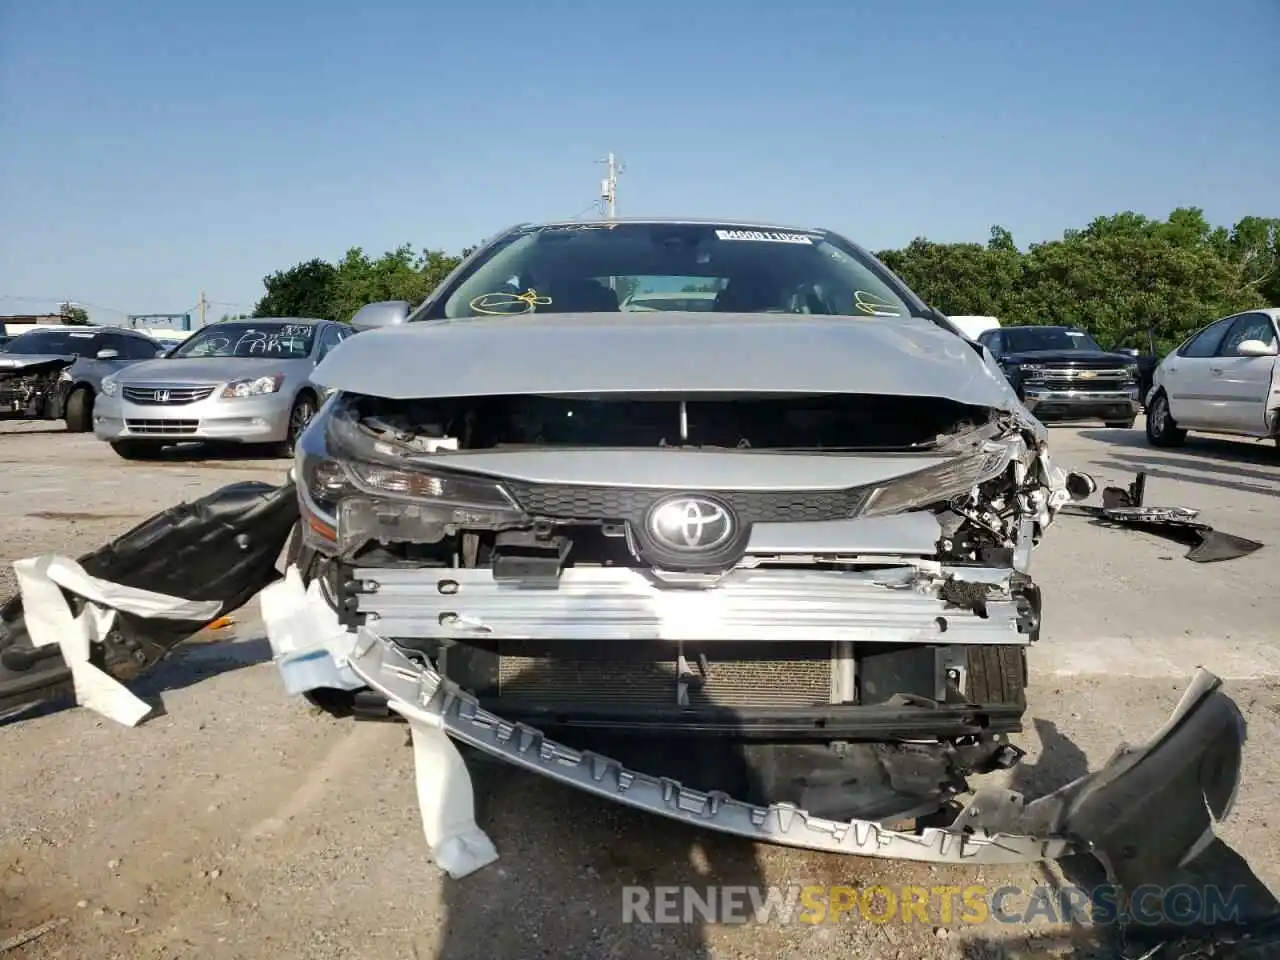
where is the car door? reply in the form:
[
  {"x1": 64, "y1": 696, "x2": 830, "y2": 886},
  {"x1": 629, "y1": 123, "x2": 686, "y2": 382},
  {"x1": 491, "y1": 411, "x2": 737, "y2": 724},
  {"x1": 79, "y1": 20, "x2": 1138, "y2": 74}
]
[
  {"x1": 311, "y1": 324, "x2": 345, "y2": 399},
  {"x1": 1160, "y1": 316, "x2": 1236, "y2": 426},
  {"x1": 1202, "y1": 312, "x2": 1279, "y2": 434},
  {"x1": 93, "y1": 332, "x2": 137, "y2": 376}
]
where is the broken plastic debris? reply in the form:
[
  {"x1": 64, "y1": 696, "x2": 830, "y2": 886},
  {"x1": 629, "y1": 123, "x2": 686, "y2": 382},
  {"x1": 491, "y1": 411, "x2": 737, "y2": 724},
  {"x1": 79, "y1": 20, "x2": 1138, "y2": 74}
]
[
  {"x1": 259, "y1": 566, "x2": 363, "y2": 695},
  {"x1": 260, "y1": 565, "x2": 498, "y2": 876},
  {"x1": 393, "y1": 706, "x2": 500, "y2": 879},
  {"x1": 1062, "y1": 471, "x2": 1264, "y2": 563},
  {"x1": 12, "y1": 555, "x2": 221, "y2": 726}
]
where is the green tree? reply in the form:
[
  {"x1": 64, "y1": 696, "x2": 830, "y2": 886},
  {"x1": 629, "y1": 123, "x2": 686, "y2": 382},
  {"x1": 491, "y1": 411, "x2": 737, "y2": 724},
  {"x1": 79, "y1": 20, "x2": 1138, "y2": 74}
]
[
  {"x1": 878, "y1": 208, "x2": 1274, "y2": 352},
  {"x1": 62, "y1": 305, "x2": 91, "y2": 325},
  {"x1": 251, "y1": 207, "x2": 1278, "y2": 350},
  {"x1": 254, "y1": 258, "x2": 339, "y2": 320}
]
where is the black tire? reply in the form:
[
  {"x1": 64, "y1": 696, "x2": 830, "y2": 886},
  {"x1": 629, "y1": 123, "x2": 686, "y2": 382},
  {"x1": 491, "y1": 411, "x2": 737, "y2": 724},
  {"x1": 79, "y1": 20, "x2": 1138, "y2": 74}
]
[
  {"x1": 1145, "y1": 390, "x2": 1187, "y2": 447},
  {"x1": 286, "y1": 522, "x2": 356, "y2": 719},
  {"x1": 110, "y1": 439, "x2": 166, "y2": 460},
  {"x1": 64, "y1": 387, "x2": 94, "y2": 432},
  {"x1": 1104, "y1": 418, "x2": 1136, "y2": 429},
  {"x1": 965, "y1": 645, "x2": 1027, "y2": 709},
  {"x1": 277, "y1": 393, "x2": 317, "y2": 458}
]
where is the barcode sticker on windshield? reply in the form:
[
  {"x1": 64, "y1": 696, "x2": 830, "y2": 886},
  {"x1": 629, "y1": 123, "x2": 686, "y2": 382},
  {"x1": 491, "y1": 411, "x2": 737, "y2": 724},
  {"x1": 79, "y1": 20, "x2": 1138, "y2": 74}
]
[{"x1": 715, "y1": 229, "x2": 813, "y2": 244}]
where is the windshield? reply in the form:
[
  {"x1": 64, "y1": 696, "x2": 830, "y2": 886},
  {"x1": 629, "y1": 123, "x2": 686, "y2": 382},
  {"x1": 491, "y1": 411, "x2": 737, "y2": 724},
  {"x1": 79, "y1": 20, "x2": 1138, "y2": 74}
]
[
  {"x1": 1004, "y1": 328, "x2": 1103, "y2": 353},
  {"x1": 168, "y1": 322, "x2": 316, "y2": 359},
  {"x1": 431, "y1": 223, "x2": 918, "y2": 320},
  {"x1": 4, "y1": 329, "x2": 99, "y2": 356}
]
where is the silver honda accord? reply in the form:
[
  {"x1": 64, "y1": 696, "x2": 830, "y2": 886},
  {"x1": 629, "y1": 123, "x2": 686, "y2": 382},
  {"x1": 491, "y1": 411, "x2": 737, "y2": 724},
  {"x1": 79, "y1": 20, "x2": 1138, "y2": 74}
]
[{"x1": 93, "y1": 317, "x2": 354, "y2": 459}]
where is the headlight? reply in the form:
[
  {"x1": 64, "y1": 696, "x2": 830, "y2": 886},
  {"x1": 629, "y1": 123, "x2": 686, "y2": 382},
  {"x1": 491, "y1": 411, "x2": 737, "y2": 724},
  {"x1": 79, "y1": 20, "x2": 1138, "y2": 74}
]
[
  {"x1": 297, "y1": 404, "x2": 527, "y2": 554},
  {"x1": 1018, "y1": 363, "x2": 1044, "y2": 375},
  {"x1": 221, "y1": 374, "x2": 284, "y2": 399},
  {"x1": 1125, "y1": 363, "x2": 1139, "y2": 378},
  {"x1": 861, "y1": 445, "x2": 1015, "y2": 517},
  {"x1": 343, "y1": 460, "x2": 517, "y2": 509},
  {"x1": 58, "y1": 369, "x2": 72, "y2": 383},
  {"x1": 100, "y1": 376, "x2": 118, "y2": 397}
]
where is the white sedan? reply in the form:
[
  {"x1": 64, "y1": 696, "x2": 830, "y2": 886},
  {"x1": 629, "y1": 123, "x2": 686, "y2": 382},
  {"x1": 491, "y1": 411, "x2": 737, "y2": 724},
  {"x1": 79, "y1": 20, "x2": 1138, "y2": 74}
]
[{"x1": 1146, "y1": 307, "x2": 1280, "y2": 448}]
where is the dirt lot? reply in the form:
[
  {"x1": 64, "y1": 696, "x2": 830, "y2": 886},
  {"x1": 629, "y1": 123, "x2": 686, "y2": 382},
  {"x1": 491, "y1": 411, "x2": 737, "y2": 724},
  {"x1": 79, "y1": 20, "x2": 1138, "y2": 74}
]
[{"x1": 1, "y1": 419, "x2": 1278, "y2": 959}]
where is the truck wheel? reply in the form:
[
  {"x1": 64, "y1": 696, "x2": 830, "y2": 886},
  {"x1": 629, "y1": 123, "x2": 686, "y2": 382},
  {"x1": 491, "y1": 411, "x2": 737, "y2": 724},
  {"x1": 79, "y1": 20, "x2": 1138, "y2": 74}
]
[
  {"x1": 110, "y1": 440, "x2": 165, "y2": 460},
  {"x1": 965, "y1": 645, "x2": 1027, "y2": 709},
  {"x1": 64, "y1": 387, "x2": 94, "y2": 432}
]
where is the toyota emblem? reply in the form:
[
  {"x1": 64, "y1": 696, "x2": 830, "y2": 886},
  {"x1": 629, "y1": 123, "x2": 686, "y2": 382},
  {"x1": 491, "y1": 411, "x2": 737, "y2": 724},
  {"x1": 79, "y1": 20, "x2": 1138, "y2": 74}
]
[{"x1": 646, "y1": 496, "x2": 736, "y2": 552}]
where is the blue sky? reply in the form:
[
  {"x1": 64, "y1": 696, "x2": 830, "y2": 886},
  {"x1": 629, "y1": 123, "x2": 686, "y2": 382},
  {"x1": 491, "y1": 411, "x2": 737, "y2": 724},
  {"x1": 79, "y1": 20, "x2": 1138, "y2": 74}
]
[{"x1": 2, "y1": 0, "x2": 1276, "y2": 324}]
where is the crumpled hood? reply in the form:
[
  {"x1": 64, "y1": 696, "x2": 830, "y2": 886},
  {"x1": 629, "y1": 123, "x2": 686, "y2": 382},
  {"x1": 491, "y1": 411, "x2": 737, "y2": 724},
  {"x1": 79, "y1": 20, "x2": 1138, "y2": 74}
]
[
  {"x1": 314, "y1": 312, "x2": 1024, "y2": 411},
  {"x1": 0, "y1": 354, "x2": 76, "y2": 378}
]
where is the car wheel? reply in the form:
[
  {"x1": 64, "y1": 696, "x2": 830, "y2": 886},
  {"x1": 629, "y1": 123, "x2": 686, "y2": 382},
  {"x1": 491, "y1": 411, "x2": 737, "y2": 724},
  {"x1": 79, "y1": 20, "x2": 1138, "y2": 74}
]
[
  {"x1": 110, "y1": 439, "x2": 166, "y2": 460},
  {"x1": 277, "y1": 393, "x2": 317, "y2": 458},
  {"x1": 64, "y1": 387, "x2": 94, "y2": 432},
  {"x1": 1145, "y1": 390, "x2": 1187, "y2": 447},
  {"x1": 1104, "y1": 418, "x2": 1136, "y2": 429}
]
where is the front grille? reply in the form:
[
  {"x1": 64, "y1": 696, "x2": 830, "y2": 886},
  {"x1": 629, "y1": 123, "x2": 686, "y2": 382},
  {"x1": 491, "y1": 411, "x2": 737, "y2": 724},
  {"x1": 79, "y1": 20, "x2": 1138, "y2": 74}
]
[
  {"x1": 1030, "y1": 367, "x2": 1131, "y2": 392},
  {"x1": 495, "y1": 649, "x2": 833, "y2": 708},
  {"x1": 501, "y1": 480, "x2": 870, "y2": 524},
  {"x1": 123, "y1": 385, "x2": 215, "y2": 405},
  {"x1": 125, "y1": 418, "x2": 199, "y2": 435}
]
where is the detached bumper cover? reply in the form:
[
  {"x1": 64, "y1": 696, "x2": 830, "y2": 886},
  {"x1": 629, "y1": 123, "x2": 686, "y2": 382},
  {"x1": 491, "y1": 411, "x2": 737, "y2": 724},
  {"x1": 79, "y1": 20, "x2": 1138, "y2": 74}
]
[
  {"x1": 341, "y1": 625, "x2": 1062, "y2": 863},
  {"x1": 263, "y1": 565, "x2": 1244, "y2": 875}
]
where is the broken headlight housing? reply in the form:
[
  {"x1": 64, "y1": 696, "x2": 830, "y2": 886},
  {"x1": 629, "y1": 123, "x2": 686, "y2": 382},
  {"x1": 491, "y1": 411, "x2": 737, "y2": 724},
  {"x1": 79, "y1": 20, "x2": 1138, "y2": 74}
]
[
  {"x1": 860, "y1": 444, "x2": 1015, "y2": 517},
  {"x1": 297, "y1": 401, "x2": 526, "y2": 554}
]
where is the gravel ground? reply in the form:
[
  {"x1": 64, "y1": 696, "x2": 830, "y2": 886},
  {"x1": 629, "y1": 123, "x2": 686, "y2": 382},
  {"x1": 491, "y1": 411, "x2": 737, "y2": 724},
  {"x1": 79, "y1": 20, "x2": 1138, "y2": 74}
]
[{"x1": 1, "y1": 419, "x2": 1277, "y2": 959}]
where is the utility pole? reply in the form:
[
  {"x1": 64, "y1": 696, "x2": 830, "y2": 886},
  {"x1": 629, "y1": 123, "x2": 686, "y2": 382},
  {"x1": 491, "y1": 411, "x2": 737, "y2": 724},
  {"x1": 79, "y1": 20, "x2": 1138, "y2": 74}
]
[
  {"x1": 596, "y1": 152, "x2": 624, "y2": 219},
  {"x1": 197, "y1": 290, "x2": 209, "y2": 329}
]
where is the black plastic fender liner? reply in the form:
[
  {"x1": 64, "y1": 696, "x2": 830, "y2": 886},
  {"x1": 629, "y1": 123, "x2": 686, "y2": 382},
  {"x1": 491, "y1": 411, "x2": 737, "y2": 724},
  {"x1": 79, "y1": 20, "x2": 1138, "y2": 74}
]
[
  {"x1": 0, "y1": 481, "x2": 300, "y2": 717},
  {"x1": 960, "y1": 669, "x2": 1280, "y2": 951}
]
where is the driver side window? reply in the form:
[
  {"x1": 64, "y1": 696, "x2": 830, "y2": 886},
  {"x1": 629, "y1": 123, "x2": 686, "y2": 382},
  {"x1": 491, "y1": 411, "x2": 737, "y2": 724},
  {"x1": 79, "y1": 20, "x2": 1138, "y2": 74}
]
[
  {"x1": 1178, "y1": 318, "x2": 1234, "y2": 358},
  {"x1": 1216, "y1": 313, "x2": 1277, "y2": 356}
]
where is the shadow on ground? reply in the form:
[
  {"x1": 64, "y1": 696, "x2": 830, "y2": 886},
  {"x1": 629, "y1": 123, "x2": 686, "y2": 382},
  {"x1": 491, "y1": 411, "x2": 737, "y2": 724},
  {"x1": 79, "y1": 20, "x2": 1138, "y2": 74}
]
[
  {"x1": 1078, "y1": 428, "x2": 1279, "y2": 468},
  {"x1": 121, "y1": 441, "x2": 288, "y2": 467},
  {"x1": 958, "y1": 718, "x2": 1280, "y2": 959},
  {"x1": 436, "y1": 744, "x2": 768, "y2": 959},
  {"x1": 0, "y1": 635, "x2": 270, "y2": 728}
]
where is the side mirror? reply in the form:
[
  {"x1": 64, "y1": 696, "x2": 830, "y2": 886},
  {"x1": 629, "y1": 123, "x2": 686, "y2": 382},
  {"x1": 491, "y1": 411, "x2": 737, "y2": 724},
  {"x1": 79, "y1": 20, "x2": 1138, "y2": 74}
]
[
  {"x1": 96, "y1": 348, "x2": 119, "y2": 360},
  {"x1": 350, "y1": 300, "x2": 411, "y2": 333},
  {"x1": 1235, "y1": 339, "x2": 1276, "y2": 358},
  {"x1": 1114, "y1": 347, "x2": 1140, "y2": 358}
]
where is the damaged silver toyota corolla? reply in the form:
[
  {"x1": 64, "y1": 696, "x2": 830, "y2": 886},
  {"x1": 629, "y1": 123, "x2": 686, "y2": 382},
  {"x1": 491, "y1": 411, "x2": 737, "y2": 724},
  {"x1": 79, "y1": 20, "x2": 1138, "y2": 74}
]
[{"x1": 277, "y1": 219, "x2": 1109, "y2": 869}]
